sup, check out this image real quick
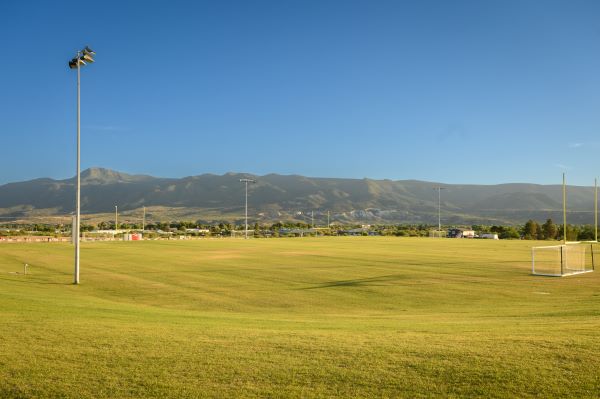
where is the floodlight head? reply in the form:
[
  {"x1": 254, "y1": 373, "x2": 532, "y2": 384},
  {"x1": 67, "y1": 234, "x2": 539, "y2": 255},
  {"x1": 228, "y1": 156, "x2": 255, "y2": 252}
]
[
  {"x1": 83, "y1": 46, "x2": 96, "y2": 55},
  {"x1": 81, "y1": 53, "x2": 95, "y2": 63},
  {"x1": 68, "y1": 46, "x2": 95, "y2": 70},
  {"x1": 240, "y1": 178, "x2": 256, "y2": 183}
]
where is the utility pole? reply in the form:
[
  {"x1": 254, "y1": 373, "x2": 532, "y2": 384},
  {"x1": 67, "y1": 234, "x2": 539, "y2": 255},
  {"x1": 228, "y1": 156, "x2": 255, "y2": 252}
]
[
  {"x1": 142, "y1": 206, "x2": 146, "y2": 232},
  {"x1": 239, "y1": 179, "x2": 256, "y2": 239},
  {"x1": 68, "y1": 46, "x2": 95, "y2": 285}
]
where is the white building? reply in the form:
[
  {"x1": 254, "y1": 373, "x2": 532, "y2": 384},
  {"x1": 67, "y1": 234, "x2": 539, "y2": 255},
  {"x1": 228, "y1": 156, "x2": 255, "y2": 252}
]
[{"x1": 480, "y1": 233, "x2": 499, "y2": 240}]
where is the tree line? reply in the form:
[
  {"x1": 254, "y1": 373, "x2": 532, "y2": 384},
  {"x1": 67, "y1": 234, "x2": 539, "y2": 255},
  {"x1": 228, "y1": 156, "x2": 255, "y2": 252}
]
[
  {"x1": 0, "y1": 218, "x2": 596, "y2": 240},
  {"x1": 520, "y1": 219, "x2": 596, "y2": 241}
]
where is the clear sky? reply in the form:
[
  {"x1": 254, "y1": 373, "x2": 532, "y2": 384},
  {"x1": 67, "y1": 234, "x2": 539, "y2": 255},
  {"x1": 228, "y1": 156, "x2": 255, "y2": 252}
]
[{"x1": 1, "y1": 0, "x2": 599, "y2": 185}]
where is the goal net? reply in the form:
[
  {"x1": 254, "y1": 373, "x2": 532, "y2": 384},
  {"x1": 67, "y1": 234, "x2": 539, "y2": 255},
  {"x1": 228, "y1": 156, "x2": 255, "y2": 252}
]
[
  {"x1": 532, "y1": 242, "x2": 596, "y2": 277},
  {"x1": 230, "y1": 229, "x2": 254, "y2": 238},
  {"x1": 429, "y1": 230, "x2": 446, "y2": 238}
]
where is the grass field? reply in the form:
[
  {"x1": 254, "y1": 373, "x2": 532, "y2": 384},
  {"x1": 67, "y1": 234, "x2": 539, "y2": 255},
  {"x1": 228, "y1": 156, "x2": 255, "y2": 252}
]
[{"x1": 0, "y1": 237, "x2": 599, "y2": 398}]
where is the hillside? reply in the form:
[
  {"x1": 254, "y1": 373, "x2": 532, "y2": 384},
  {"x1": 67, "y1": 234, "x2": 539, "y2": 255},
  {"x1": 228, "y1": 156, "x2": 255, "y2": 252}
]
[{"x1": 0, "y1": 168, "x2": 596, "y2": 225}]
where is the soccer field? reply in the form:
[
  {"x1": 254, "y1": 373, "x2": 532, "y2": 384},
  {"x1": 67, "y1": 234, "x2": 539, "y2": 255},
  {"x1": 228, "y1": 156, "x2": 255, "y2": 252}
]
[{"x1": 0, "y1": 237, "x2": 598, "y2": 398}]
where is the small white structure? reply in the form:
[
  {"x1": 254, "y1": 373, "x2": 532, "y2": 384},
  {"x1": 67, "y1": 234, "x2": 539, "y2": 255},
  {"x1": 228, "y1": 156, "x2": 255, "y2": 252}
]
[
  {"x1": 123, "y1": 233, "x2": 143, "y2": 241},
  {"x1": 448, "y1": 228, "x2": 476, "y2": 238},
  {"x1": 480, "y1": 233, "x2": 499, "y2": 240},
  {"x1": 185, "y1": 228, "x2": 210, "y2": 234}
]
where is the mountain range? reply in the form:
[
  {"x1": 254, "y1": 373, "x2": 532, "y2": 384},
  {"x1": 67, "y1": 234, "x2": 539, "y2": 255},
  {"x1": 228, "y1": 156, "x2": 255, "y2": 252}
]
[{"x1": 0, "y1": 168, "x2": 596, "y2": 225}]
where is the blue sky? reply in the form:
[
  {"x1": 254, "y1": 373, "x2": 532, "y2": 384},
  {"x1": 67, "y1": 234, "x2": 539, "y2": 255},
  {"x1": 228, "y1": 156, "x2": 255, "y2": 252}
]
[{"x1": 1, "y1": 0, "x2": 599, "y2": 185}]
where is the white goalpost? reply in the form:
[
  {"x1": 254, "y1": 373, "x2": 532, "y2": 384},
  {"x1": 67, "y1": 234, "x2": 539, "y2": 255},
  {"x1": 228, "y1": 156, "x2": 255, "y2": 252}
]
[
  {"x1": 531, "y1": 174, "x2": 597, "y2": 277},
  {"x1": 532, "y1": 242, "x2": 596, "y2": 277}
]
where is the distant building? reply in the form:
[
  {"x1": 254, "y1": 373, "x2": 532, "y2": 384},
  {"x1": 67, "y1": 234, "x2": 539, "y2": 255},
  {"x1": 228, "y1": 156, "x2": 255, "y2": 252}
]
[
  {"x1": 185, "y1": 228, "x2": 210, "y2": 234},
  {"x1": 480, "y1": 233, "x2": 499, "y2": 240},
  {"x1": 447, "y1": 228, "x2": 476, "y2": 238},
  {"x1": 123, "y1": 233, "x2": 143, "y2": 241},
  {"x1": 339, "y1": 227, "x2": 378, "y2": 236}
]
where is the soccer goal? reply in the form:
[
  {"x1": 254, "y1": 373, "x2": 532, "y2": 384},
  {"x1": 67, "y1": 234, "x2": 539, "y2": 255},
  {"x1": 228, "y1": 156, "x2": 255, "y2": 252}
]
[
  {"x1": 532, "y1": 242, "x2": 596, "y2": 277},
  {"x1": 230, "y1": 229, "x2": 254, "y2": 238},
  {"x1": 429, "y1": 229, "x2": 446, "y2": 238}
]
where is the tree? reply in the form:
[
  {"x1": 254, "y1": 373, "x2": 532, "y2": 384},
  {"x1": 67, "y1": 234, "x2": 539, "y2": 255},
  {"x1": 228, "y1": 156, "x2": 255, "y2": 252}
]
[
  {"x1": 499, "y1": 227, "x2": 521, "y2": 239},
  {"x1": 473, "y1": 224, "x2": 490, "y2": 233},
  {"x1": 558, "y1": 224, "x2": 579, "y2": 242},
  {"x1": 523, "y1": 219, "x2": 539, "y2": 240},
  {"x1": 577, "y1": 225, "x2": 595, "y2": 241},
  {"x1": 80, "y1": 224, "x2": 95, "y2": 232},
  {"x1": 541, "y1": 219, "x2": 558, "y2": 240}
]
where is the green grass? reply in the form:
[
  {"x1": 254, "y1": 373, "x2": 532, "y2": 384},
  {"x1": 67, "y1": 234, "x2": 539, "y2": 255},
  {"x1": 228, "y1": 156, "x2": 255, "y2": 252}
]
[{"x1": 0, "y1": 237, "x2": 598, "y2": 398}]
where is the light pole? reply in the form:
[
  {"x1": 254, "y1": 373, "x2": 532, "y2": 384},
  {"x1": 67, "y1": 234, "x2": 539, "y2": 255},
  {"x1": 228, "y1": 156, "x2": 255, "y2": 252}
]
[
  {"x1": 563, "y1": 173, "x2": 567, "y2": 244},
  {"x1": 115, "y1": 205, "x2": 118, "y2": 232},
  {"x1": 433, "y1": 187, "x2": 446, "y2": 237},
  {"x1": 240, "y1": 178, "x2": 256, "y2": 239},
  {"x1": 142, "y1": 206, "x2": 146, "y2": 232},
  {"x1": 595, "y1": 178, "x2": 598, "y2": 243},
  {"x1": 68, "y1": 46, "x2": 95, "y2": 285}
]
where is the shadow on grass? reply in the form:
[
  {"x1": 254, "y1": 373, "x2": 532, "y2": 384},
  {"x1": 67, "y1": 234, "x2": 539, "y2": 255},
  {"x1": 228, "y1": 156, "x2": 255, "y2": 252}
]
[{"x1": 299, "y1": 274, "x2": 406, "y2": 290}]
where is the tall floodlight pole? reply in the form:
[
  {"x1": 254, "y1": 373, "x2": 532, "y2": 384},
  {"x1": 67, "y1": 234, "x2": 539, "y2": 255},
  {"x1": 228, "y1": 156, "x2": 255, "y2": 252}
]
[
  {"x1": 595, "y1": 178, "x2": 598, "y2": 243},
  {"x1": 115, "y1": 205, "x2": 118, "y2": 231},
  {"x1": 563, "y1": 173, "x2": 567, "y2": 244},
  {"x1": 433, "y1": 187, "x2": 446, "y2": 236},
  {"x1": 68, "y1": 46, "x2": 95, "y2": 285},
  {"x1": 143, "y1": 206, "x2": 146, "y2": 232},
  {"x1": 240, "y1": 179, "x2": 256, "y2": 239}
]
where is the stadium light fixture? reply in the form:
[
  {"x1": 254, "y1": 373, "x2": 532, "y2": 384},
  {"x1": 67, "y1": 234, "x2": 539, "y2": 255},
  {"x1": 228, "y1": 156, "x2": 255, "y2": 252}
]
[
  {"x1": 68, "y1": 45, "x2": 95, "y2": 285},
  {"x1": 240, "y1": 178, "x2": 256, "y2": 239}
]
